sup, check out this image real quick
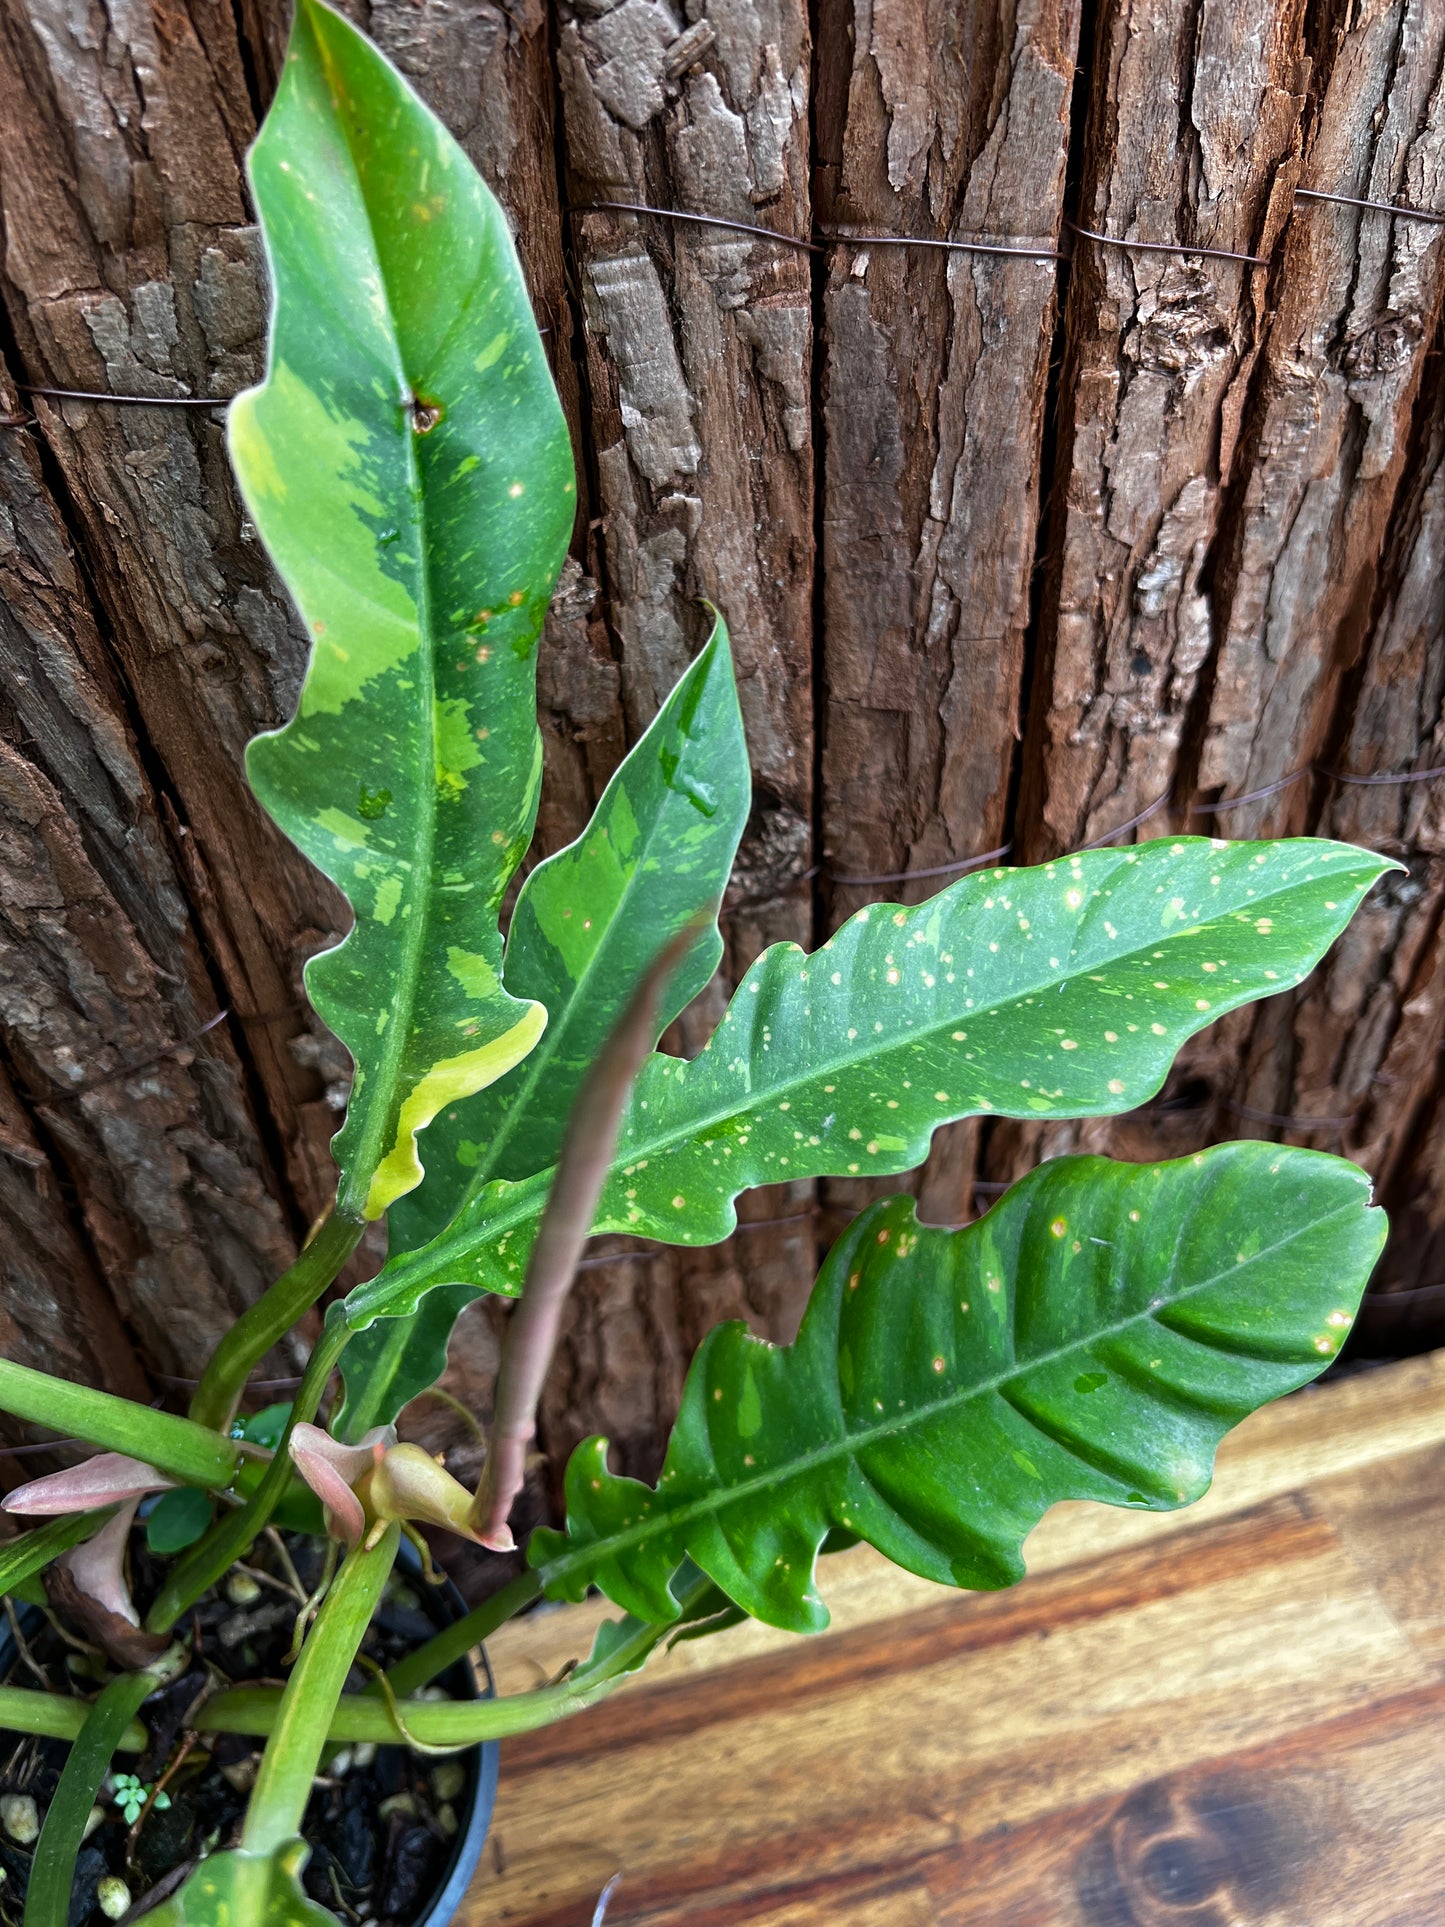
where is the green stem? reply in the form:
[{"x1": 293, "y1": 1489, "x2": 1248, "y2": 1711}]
[
  {"x1": 189, "y1": 1209, "x2": 364, "y2": 1433},
  {"x1": 21, "y1": 1648, "x2": 183, "y2": 1927},
  {"x1": 204, "y1": 1623, "x2": 654, "y2": 1746},
  {"x1": 0, "y1": 1578, "x2": 715, "y2": 1755},
  {"x1": 0, "y1": 1361, "x2": 241, "y2": 1490},
  {"x1": 145, "y1": 1310, "x2": 354, "y2": 1635},
  {"x1": 243, "y1": 1524, "x2": 399, "y2": 1856},
  {"x1": 206, "y1": 1572, "x2": 714, "y2": 1749},
  {"x1": 382, "y1": 1570, "x2": 540, "y2": 1699},
  {"x1": 0, "y1": 1685, "x2": 145, "y2": 1751},
  {"x1": 0, "y1": 1512, "x2": 113, "y2": 1595}
]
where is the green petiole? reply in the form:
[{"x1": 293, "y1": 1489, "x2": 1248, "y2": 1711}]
[
  {"x1": 21, "y1": 1647, "x2": 184, "y2": 1927},
  {"x1": 0, "y1": 1512, "x2": 114, "y2": 1596},
  {"x1": 0, "y1": 1686, "x2": 146, "y2": 1752},
  {"x1": 242, "y1": 1523, "x2": 399, "y2": 1856},
  {"x1": 189, "y1": 1209, "x2": 364, "y2": 1434},
  {"x1": 146, "y1": 1309, "x2": 353, "y2": 1635},
  {"x1": 0, "y1": 1361, "x2": 241, "y2": 1490}
]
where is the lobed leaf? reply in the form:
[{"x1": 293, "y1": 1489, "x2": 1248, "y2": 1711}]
[
  {"x1": 350, "y1": 836, "x2": 1394, "y2": 1321},
  {"x1": 233, "y1": 0, "x2": 573, "y2": 1220},
  {"x1": 338, "y1": 617, "x2": 748, "y2": 1435},
  {"x1": 530, "y1": 1144, "x2": 1385, "y2": 1632}
]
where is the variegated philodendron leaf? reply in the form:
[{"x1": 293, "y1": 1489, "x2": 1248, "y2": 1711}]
[
  {"x1": 347, "y1": 837, "x2": 1394, "y2": 1324},
  {"x1": 336, "y1": 617, "x2": 748, "y2": 1437},
  {"x1": 530, "y1": 1145, "x2": 1385, "y2": 1633},
  {"x1": 233, "y1": 0, "x2": 572, "y2": 1219}
]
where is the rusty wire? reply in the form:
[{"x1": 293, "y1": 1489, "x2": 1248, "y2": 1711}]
[{"x1": 3, "y1": 173, "x2": 1441, "y2": 434}]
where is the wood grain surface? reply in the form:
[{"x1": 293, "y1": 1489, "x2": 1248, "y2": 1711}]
[{"x1": 457, "y1": 1351, "x2": 1445, "y2": 1926}]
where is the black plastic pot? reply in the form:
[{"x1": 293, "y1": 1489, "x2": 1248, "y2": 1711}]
[{"x1": 0, "y1": 1540, "x2": 499, "y2": 1927}]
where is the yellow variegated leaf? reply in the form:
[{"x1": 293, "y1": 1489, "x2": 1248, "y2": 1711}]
[{"x1": 233, "y1": 0, "x2": 572, "y2": 1217}]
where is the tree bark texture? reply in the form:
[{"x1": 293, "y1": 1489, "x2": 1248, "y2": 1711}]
[{"x1": 1, "y1": 0, "x2": 1444, "y2": 1494}]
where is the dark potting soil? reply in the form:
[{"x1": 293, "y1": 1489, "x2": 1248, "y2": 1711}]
[{"x1": 0, "y1": 1532, "x2": 474, "y2": 1927}]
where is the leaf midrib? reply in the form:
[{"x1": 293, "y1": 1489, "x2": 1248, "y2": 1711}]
[
  {"x1": 536, "y1": 1198, "x2": 1363, "y2": 1587},
  {"x1": 316, "y1": 28, "x2": 442, "y2": 1214},
  {"x1": 384, "y1": 851, "x2": 1375, "y2": 1280}
]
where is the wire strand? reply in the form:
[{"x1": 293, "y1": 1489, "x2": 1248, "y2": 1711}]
[{"x1": 1064, "y1": 217, "x2": 1270, "y2": 266}]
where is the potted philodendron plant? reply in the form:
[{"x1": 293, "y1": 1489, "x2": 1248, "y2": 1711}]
[{"x1": 0, "y1": 4, "x2": 1398, "y2": 1922}]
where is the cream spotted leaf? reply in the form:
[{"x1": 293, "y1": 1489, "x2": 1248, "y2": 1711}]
[
  {"x1": 233, "y1": 0, "x2": 572, "y2": 1219},
  {"x1": 529, "y1": 1145, "x2": 1385, "y2": 1632},
  {"x1": 348, "y1": 836, "x2": 1394, "y2": 1321}
]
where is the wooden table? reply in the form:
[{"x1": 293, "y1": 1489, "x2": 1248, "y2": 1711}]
[{"x1": 459, "y1": 1351, "x2": 1445, "y2": 1926}]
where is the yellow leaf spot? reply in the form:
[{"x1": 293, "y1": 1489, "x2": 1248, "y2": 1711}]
[
  {"x1": 672, "y1": 1195, "x2": 686, "y2": 1209},
  {"x1": 1108, "y1": 1079, "x2": 1125, "y2": 1094},
  {"x1": 932, "y1": 1355, "x2": 946, "y2": 1374},
  {"x1": 1050, "y1": 1218, "x2": 1067, "y2": 1238},
  {"x1": 1060, "y1": 1039, "x2": 1078, "y2": 1051}
]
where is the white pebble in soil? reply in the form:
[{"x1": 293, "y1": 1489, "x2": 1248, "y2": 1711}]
[
  {"x1": 97, "y1": 1876, "x2": 131, "y2": 1920},
  {"x1": 0, "y1": 1794, "x2": 39, "y2": 1844}
]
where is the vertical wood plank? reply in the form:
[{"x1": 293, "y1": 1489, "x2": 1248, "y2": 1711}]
[
  {"x1": 1018, "y1": 0, "x2": 1309, "y2": 859},
  {"x1": 816, "y1": 0, "x2": 1079, "y2": 887},
  {"x1": 1195, "y1": 0, "x2": 1445, "y2": 838}
]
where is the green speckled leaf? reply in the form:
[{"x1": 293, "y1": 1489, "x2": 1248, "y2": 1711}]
[
  {"x1": 233, "y1": 0, "x2": 572, "y2": 1219},
  {"x1": 335, "y1": 617, "x2": 748, "y2": 1437},
  {"x1": 530, "y1": 1144, "x2": 1385, "y2": 1633},
  {"x1": 348, "y1": 836, "x2": 1394, "y2": 1322},
  {"x1": 147, "y1": 1842, "x2": 338, "y2": 1927}
]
